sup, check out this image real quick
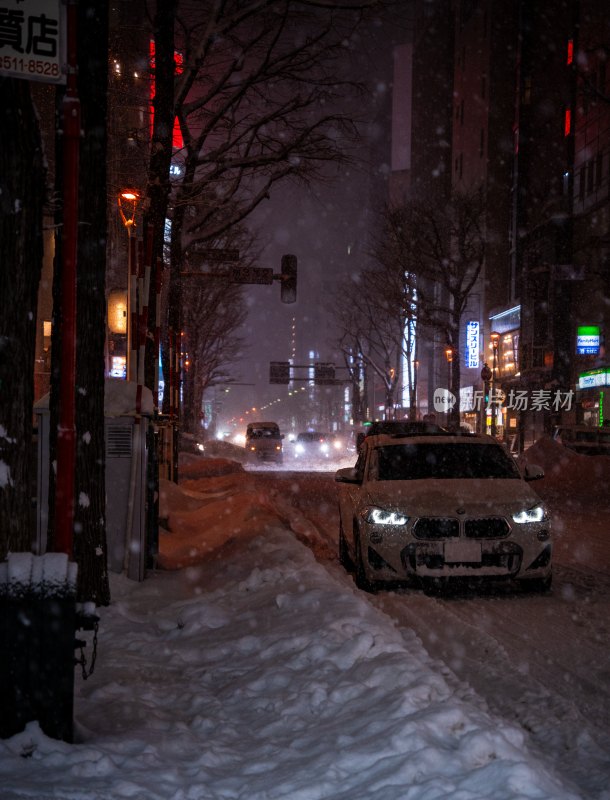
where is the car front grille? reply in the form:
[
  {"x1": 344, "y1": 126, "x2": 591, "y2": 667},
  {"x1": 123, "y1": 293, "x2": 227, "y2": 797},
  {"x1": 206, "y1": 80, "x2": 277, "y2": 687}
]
[
  {"x1": 464, "y1": 517, "x2": 509, "y2": 538},
  {"x1": 413, "y1": 517, "x2": 460, "y2": 539},
  {"x1": 412, "y1": 516, "x2": 509, "y2": 540}
]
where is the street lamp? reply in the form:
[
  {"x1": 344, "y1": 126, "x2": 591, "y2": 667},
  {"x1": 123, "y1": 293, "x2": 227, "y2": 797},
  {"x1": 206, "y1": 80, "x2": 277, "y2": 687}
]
[
  {"x1": 445, "y1": 348, "x2": 453, "y2": 425},
  {"x1": 118, "y1": 189, "x2": 139, "y2": 232},
  {"x1": 117, "y1": 190, "x2": 140, "y2": 381},
  {"x1": 445, "y1": 348, "x2": 453, "y2": 391},
  {"x1": 490, "y1": 331, "x2": 500, "y2": 436}
]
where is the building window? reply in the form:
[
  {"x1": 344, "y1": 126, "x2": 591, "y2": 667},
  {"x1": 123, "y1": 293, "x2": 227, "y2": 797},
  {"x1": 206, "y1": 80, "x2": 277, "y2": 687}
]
[
  {"x1": 459, "y1": 153, "x2": 463, "y2": 179},
  {"x1": 479, "y1": 128, "x2": 485, "y2": 158},
  {"x1": 579, "y1": 166, "x2": 586, "y2": 201},
  {"x1": 596, "y1": 153, "x2": 603, "y2": 190},
  {"x1": 481, "y1": 74, "x2": 486, "y2": 99},
  {"x1": 460, "y1": 99, "x2": 464, "y2": 125},
  {"x1": 587, "y1": 159, "x2": 595, "y2": 193}
]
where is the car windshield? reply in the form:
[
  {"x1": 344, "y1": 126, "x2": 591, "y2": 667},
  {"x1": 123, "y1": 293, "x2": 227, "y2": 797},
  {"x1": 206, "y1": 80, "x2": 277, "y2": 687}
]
[
  {"x1": 248, "y1": 427, "x2": 280, "y2": 438},
  {"x1": 298, "y1": 433, "x2": 325, "y2": 443},
  {"x1": 374, "y1": 443, "x2": 522, "y2": 481},
  {"x1": 367, "y1": 421, "x2": 446, "y2": 437}
]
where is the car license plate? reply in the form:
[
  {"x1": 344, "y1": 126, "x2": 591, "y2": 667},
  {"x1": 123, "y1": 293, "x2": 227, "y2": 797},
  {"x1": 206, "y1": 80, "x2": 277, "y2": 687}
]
[{"x1": 444, "y1": 540, "x2": 481, "y2": 563}]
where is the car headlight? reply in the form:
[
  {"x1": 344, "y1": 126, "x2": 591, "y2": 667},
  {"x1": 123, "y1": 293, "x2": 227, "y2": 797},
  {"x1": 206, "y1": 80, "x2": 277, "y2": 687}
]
[
  {"x1": 512, "y1": 504, "x2": 547, "y2": 524},
  {"x1": 361, "y1": 506, "x2": 409, "y2": 526},
  {"x1": 295, "y1": 444, "x2": 304, "y2": 454}
]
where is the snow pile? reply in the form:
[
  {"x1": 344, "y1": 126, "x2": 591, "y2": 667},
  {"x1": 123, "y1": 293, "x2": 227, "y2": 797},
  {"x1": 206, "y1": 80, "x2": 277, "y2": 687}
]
[
  {"x1": 0, "y1": 524, "x2": 580, "y2": 800},
  {"x1": 0, "y1": 552, "x2": 77, "y2": 598},
  {"x1": 520, "y1": 435, "x2": 610, "y2": 506}
]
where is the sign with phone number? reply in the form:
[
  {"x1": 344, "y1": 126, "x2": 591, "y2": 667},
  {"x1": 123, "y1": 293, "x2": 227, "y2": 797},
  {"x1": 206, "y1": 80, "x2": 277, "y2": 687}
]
[{"x1": 0, "y1": 1, "x2": 66, "y2": 85}]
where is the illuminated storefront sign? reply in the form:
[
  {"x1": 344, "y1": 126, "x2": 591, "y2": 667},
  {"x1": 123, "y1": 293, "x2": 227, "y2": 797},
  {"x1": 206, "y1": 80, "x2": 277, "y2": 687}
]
[
  {"x1": 578, "y1": 369, "x2": 610, "y2": 389},
  {"x1": 576, "y1": 325, "x2": 600, "y2": 355},
  {"x1": 465, "y1": 321, "x2": 479, "y2": 368}
]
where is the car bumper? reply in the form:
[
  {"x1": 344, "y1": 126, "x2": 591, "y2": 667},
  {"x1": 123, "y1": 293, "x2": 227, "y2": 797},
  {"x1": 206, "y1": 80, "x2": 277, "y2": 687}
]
[{"x1": 360, "y1": 519, "x2": 552, "y2": 583}]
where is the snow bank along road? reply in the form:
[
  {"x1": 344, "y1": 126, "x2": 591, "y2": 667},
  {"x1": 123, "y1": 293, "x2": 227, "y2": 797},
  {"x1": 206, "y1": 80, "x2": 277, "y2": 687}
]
[{"x1": 257, "y1": 468, "x2": 610, "y2": 800}]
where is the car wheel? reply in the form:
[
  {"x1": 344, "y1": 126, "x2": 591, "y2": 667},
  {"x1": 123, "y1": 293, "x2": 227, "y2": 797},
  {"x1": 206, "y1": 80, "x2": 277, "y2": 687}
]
[
  {"x1": 422, "y1": 577, "x2": 449, "y2": 596},
  {"x1": 338, "y1": 521, "x2": 352, "y2": 570},
  {"x1": 521, "y1": 573, "x2": 553, "y2": 593},
  {"x1": 354, "y1": 529, "x2": 377, "y2": 593}
]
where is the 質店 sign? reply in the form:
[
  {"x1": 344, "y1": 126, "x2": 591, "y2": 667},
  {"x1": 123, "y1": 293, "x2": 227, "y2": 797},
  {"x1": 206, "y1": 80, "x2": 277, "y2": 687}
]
[{"x1": 0, "y1": 1, "x2": 66, "y2": 84}]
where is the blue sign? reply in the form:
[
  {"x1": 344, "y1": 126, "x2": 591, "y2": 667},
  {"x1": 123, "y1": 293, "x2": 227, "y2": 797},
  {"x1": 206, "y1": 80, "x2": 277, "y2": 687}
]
[{"x1": 465, "y1": 321, "x2": 479, "y2": 369}]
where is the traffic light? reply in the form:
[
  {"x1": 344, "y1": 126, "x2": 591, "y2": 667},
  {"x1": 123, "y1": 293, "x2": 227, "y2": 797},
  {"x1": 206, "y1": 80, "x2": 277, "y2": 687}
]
[{"x1": 280, "y1": 254, "x2": 297, "y2": 304}]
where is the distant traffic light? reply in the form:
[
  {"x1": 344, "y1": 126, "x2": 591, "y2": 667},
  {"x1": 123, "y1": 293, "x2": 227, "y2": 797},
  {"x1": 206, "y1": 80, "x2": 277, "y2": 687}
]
[{"x1": 280, "y1": 254, "x2": 297, "y2": 304}]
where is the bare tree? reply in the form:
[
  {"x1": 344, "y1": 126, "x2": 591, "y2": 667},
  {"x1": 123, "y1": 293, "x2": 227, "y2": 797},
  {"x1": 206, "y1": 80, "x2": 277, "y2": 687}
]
[
  {"x1": 408, "y1": 190, "x2": 486, "y2": 423},
  {"x1": 332, "y1": 190, "x2": 486, "y2": 425},
  {"x1": 180, "y1": 271, "x2": 248, "y2": 434},
  {"x1": 331, "y1": 273, "x2": 403, "y2": 420},
  {"x1": 158, "y1": 1, "x2": 389, "y2": 413}
]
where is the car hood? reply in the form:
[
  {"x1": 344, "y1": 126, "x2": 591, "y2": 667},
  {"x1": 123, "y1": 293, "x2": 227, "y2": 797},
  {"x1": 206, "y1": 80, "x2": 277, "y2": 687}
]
[{"x1": 361, "y1": 479, "x2": 543, "y2": 516}]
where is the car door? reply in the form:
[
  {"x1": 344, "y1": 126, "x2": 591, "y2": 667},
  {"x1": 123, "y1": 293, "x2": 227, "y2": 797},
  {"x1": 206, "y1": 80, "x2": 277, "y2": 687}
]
[{"x1": 338, "y1": 444, "x2": 368, "y2": 554}]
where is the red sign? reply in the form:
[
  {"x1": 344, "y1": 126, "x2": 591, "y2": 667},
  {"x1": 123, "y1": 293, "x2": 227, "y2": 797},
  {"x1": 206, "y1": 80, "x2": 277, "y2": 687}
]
[{"x1": 149, "y1": 40, "x2": 183, "y2": 149}]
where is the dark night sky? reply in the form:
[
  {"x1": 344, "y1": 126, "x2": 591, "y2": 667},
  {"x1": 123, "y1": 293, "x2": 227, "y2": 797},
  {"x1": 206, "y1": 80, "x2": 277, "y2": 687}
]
[{"x1": 215, "y1": 9, "x2": 411, "y2": 429}]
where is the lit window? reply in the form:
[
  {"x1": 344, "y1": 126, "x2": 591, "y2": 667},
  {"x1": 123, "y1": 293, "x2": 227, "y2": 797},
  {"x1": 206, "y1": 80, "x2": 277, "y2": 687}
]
[
  {"x1": 564, "y1": 108, "x2": 571, "y2": 136},
  {"x1": 566, "y1": 39, "x2": 574, "y2": 65}
]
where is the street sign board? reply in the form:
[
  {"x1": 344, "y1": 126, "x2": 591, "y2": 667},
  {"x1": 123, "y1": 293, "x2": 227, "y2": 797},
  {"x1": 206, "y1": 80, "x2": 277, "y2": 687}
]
[
  {"x1": 314, "y1": 363, "x2": 336, "y2": 385},
  {"x1": 190, "y1": 247, "x2": 239, "y2": 262},
  {"x1": 0, "y1": 1, "x2": 66, "y2": 84},
  {"x1": 270, "y1": 361, "x2": 290, "y2": 384},
  {"x1": 230, "y1": 267, "x2": 274, "y2": 285}
]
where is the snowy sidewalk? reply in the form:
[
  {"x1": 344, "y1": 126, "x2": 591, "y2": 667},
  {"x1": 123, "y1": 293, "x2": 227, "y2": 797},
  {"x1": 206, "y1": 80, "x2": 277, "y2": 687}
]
[{"x1": 0, "y1": 523, "x2": 582, "y2": 800}]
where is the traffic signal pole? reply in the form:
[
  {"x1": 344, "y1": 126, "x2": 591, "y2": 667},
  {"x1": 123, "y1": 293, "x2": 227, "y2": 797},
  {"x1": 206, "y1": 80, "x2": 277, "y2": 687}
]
[{"x1": 54, "y1": 0, "x2": 80, "y2": 557}]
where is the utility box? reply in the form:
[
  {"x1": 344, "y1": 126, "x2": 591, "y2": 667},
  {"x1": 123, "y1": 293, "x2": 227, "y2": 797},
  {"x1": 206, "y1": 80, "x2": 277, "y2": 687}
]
[
  {"x1": 0, "y1": 552, "x2": 78, "y2": 741},
  {"x1": 34, "y1": 379, "x2": 155, "y2": 582}
]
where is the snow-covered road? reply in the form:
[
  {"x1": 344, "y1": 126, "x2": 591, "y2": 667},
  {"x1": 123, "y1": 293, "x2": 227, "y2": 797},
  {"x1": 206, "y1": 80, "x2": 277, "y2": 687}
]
[{"x1": 259, "y1": 464, "x2": 610, "y2": 800}]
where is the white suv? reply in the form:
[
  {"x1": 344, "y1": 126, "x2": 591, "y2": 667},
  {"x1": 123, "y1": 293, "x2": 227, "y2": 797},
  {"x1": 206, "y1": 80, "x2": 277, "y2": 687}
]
[{"x1": 336, "y1": 433, "x2": 552, "y2": 593}]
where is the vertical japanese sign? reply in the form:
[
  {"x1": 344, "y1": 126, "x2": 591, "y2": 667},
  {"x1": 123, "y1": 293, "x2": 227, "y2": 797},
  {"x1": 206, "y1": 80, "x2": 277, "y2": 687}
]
[
  {"x1": 465, "y1": 320, "x2": 480, "y2": 368},
  {"x1": 0, "y1": 1, "x2": 66, "y2": 84}
]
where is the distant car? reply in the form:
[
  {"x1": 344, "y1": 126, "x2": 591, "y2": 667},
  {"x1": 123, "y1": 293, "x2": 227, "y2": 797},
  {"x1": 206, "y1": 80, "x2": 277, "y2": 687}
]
[
  {"x1": 293, "y1": 431, "x2": 332, "y2": 459},
  {"x1": 552, "y1": 424, "x2": 610, "y2": 456},
  {"x1": 356, "y1": 420, "x2": 448, "y2": 450},
  {"x1": 336, "y1": 432, "x2": 552, "y2": 593},
  {"x1": 245, "y1": 421, "x2": 284, "y2": 463}
]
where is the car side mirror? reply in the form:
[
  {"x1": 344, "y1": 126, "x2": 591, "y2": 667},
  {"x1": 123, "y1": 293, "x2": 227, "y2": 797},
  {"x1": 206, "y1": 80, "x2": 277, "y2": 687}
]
[
  {"x1": 523, "y1": 463, "x2": 544, "y2": 481},
  {"x1": 335, "y1": 467, "x2": 361, "y2": 484}
]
